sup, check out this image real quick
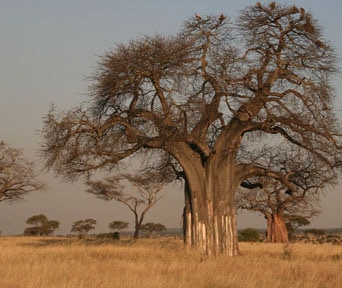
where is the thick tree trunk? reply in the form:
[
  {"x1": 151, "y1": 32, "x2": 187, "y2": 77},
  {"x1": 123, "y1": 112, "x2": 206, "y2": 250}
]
[
  {"x1": 182, "y1": 154, "x2": 240, "y2": 256},
  {"x1": 176, "y1": 123, "x2": 243, "y2": 256},
  {"x1": 266, "y1": 213, "x2": 288, "y2": 243},
  {"x1": 186, "y1": 191, "x2": 239, "y2": 256}
]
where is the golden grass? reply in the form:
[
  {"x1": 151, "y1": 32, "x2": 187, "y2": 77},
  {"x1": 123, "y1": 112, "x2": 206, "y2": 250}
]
[{"x1": 0, "y1": 236, "x2": 341, "y2": 288}]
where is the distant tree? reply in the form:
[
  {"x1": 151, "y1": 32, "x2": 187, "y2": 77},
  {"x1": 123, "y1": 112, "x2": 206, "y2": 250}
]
[
  {"x1": 109, "y1": 220, "x2": 129, "y2": 232},
  {"x1": 87, "y1": 171, "x2": 164, "y2": 239},
  {"x1": 24, "y1": 214, "x2": 60, "y2": 236},
  {"x1": 0, "y1": 141, "x2": 44, "y2": 203},
  {"x1": 235, "y1": 144, "x2": 334, "y2": 243},
  {"x1": 109, "y1": 221, "x2": 129, "y2": 239},
  {"x1": 286, "y1": 217, "x2": 310, "y2": 241},
  {"x1": 286, "y1": 217, "x2": 310, "y2": 233},
  {"x1": 71, "y1": 219, "x2": 97, "y2": 236},
  {"x1": 140, "y1": 222, "x2": 166, "y2": 237}
]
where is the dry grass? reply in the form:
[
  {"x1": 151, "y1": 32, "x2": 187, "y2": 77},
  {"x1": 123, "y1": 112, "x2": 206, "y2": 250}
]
[{"x1": 0, "y1": 236, "x2": 341, "y2": 288}]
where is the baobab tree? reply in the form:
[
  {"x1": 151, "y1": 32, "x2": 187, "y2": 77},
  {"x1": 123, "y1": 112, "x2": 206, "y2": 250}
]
[
  {"x1": 236, "y1": 143, "x2": 338, "y2": 243},
  {"x1": 86, "y1": 172, "x2": 164, "y2": 239},
  {"x1": 41, "y1": 3, "x2": 341, "y2": 256},
  {"x1": 237, "y1": 179, "x2": 320, "y2": 243},
  {"x1": 0, "y1": 141, "x2": 44, "y2": 202}
]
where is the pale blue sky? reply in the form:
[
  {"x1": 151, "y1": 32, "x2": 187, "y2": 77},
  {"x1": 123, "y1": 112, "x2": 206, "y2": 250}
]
[{"x1": 0, "y1": 1, "x2": 341, "y2": 235}]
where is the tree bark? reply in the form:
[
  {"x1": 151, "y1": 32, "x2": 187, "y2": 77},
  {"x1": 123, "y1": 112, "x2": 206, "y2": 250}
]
[
  {"x1": 133, "y1": 211, "x2": 143, "y2": 240},
  {"x1": 266, "y1": 213, "x2": 289, "y2": 243},
  {"x1": 186, "y1": 187, "x2": 239, "y2": 256},
  {"x1": 181, "y1": 152, "x2": 240, "y2": 256}
]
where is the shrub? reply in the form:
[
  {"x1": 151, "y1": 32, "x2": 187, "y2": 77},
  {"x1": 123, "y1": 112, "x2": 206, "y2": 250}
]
[
  {"x1": 239, "y1": 228, "x2": 260, "y2": 242},
  {"x1": 112, "y1": 232, "x2": 120, "y2": 240},
  {"x1": 304, "y1": 229, "x2": 325, "y2": 236},
  {"x1": 96, "y1": 233, "x2": 113, "y2": 239}
]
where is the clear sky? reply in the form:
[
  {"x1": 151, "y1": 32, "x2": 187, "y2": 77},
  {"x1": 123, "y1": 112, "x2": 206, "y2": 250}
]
[{"x1": 0, "y1": 0, "x2": 341, "y2": 235}]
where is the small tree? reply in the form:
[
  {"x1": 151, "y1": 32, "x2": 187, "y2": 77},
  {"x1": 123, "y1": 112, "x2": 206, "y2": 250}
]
[
  {"x1": 24, "y1": 214, "x2": 60, "y2": 236},
  {"x1": 0, "y1": 141, "x2": 44, "y2": 202},
  {"x1": 87, "y1": 171, "x2": 164, "y2": 239},
  {"x1": 71, "y1": 219, "x2": 97, "y2": 236},
  {"x1": 140, "y1": 222, "x2": 166, "y2": 237},
  {"x1": 286, "y1": 216, "x2": 310, "y2": 241},
  {"x1": 109, "y1": 220, "x2": 129, "y2": 239},
  {"x1": 286, "y1": 217, "x2": 310, "y2": 232}
]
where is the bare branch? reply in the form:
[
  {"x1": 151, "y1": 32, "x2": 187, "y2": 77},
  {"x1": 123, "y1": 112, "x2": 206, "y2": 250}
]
[{"x1": 0, "y1": 142, "x2": 45, "y2": 202}]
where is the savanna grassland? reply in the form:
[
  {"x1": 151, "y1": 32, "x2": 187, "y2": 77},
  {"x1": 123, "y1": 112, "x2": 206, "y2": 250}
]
[{"x1": 0, "y1": 236, "x2": 341, "y2": 288}]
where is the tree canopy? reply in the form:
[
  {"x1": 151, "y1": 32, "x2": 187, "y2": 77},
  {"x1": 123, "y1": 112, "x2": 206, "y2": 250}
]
[
  {"x1": 140, "y1": 222, "x2": 166, "y2": 237},
  {"x1": 71, "y1": 218, "x2": 97, "y2": 235},
  {"x1": 109, "y1": 220, "x2": 129, "y2": 232},
  {"x1": 24, "y1": 214, "x2": 60, "y2": 236}
]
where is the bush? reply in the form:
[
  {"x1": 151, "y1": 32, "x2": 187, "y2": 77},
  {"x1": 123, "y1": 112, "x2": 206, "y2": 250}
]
[
  {"x1": 94, "y1": 232, "x2": 121, "y2": 240},
  {"x1": 95, "y1": 233, "x2": 113, "y2": 239},
  {"x1": 239, "y1": 228, "x2": 260, "y2": 242},
  {"x1": 112, "y1": 232, "x2": 120, "y2": 239},
  {"x1": 304, "y1": 229, "x2": 325, "y2": 236}
]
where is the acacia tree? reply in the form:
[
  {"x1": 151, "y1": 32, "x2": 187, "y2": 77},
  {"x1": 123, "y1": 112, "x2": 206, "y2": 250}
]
[
  {"x1": 109, "y1": 220, "x2": 129, "y2": 232},
  {"x1": 24, "y1": 214, "x2": 60, "y2": 236},
  {"x1": 41, "y1": 3, "x2": 341, "y2": 256},
  {"x1": 140, "y1": 222, "x2": 166, "y2": 237},
  {"x1": 236, "y1": 144, "x2": 336, "y2": 243},
  {"x1": 109, "y1": 220, "x2": 129, "y2": 238},
  {"x1": 86, "y1": 172, "x2": 164, "y2": 239},
  {"x1": 0, "y1": 141, "x2": 44, "y2": 202},
  {"x1": 71, "y1": 218, "x2": 97, "y2": 236},
  {"x1": 286, "y1": 217, "x2": 311, "y2": 240}
]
